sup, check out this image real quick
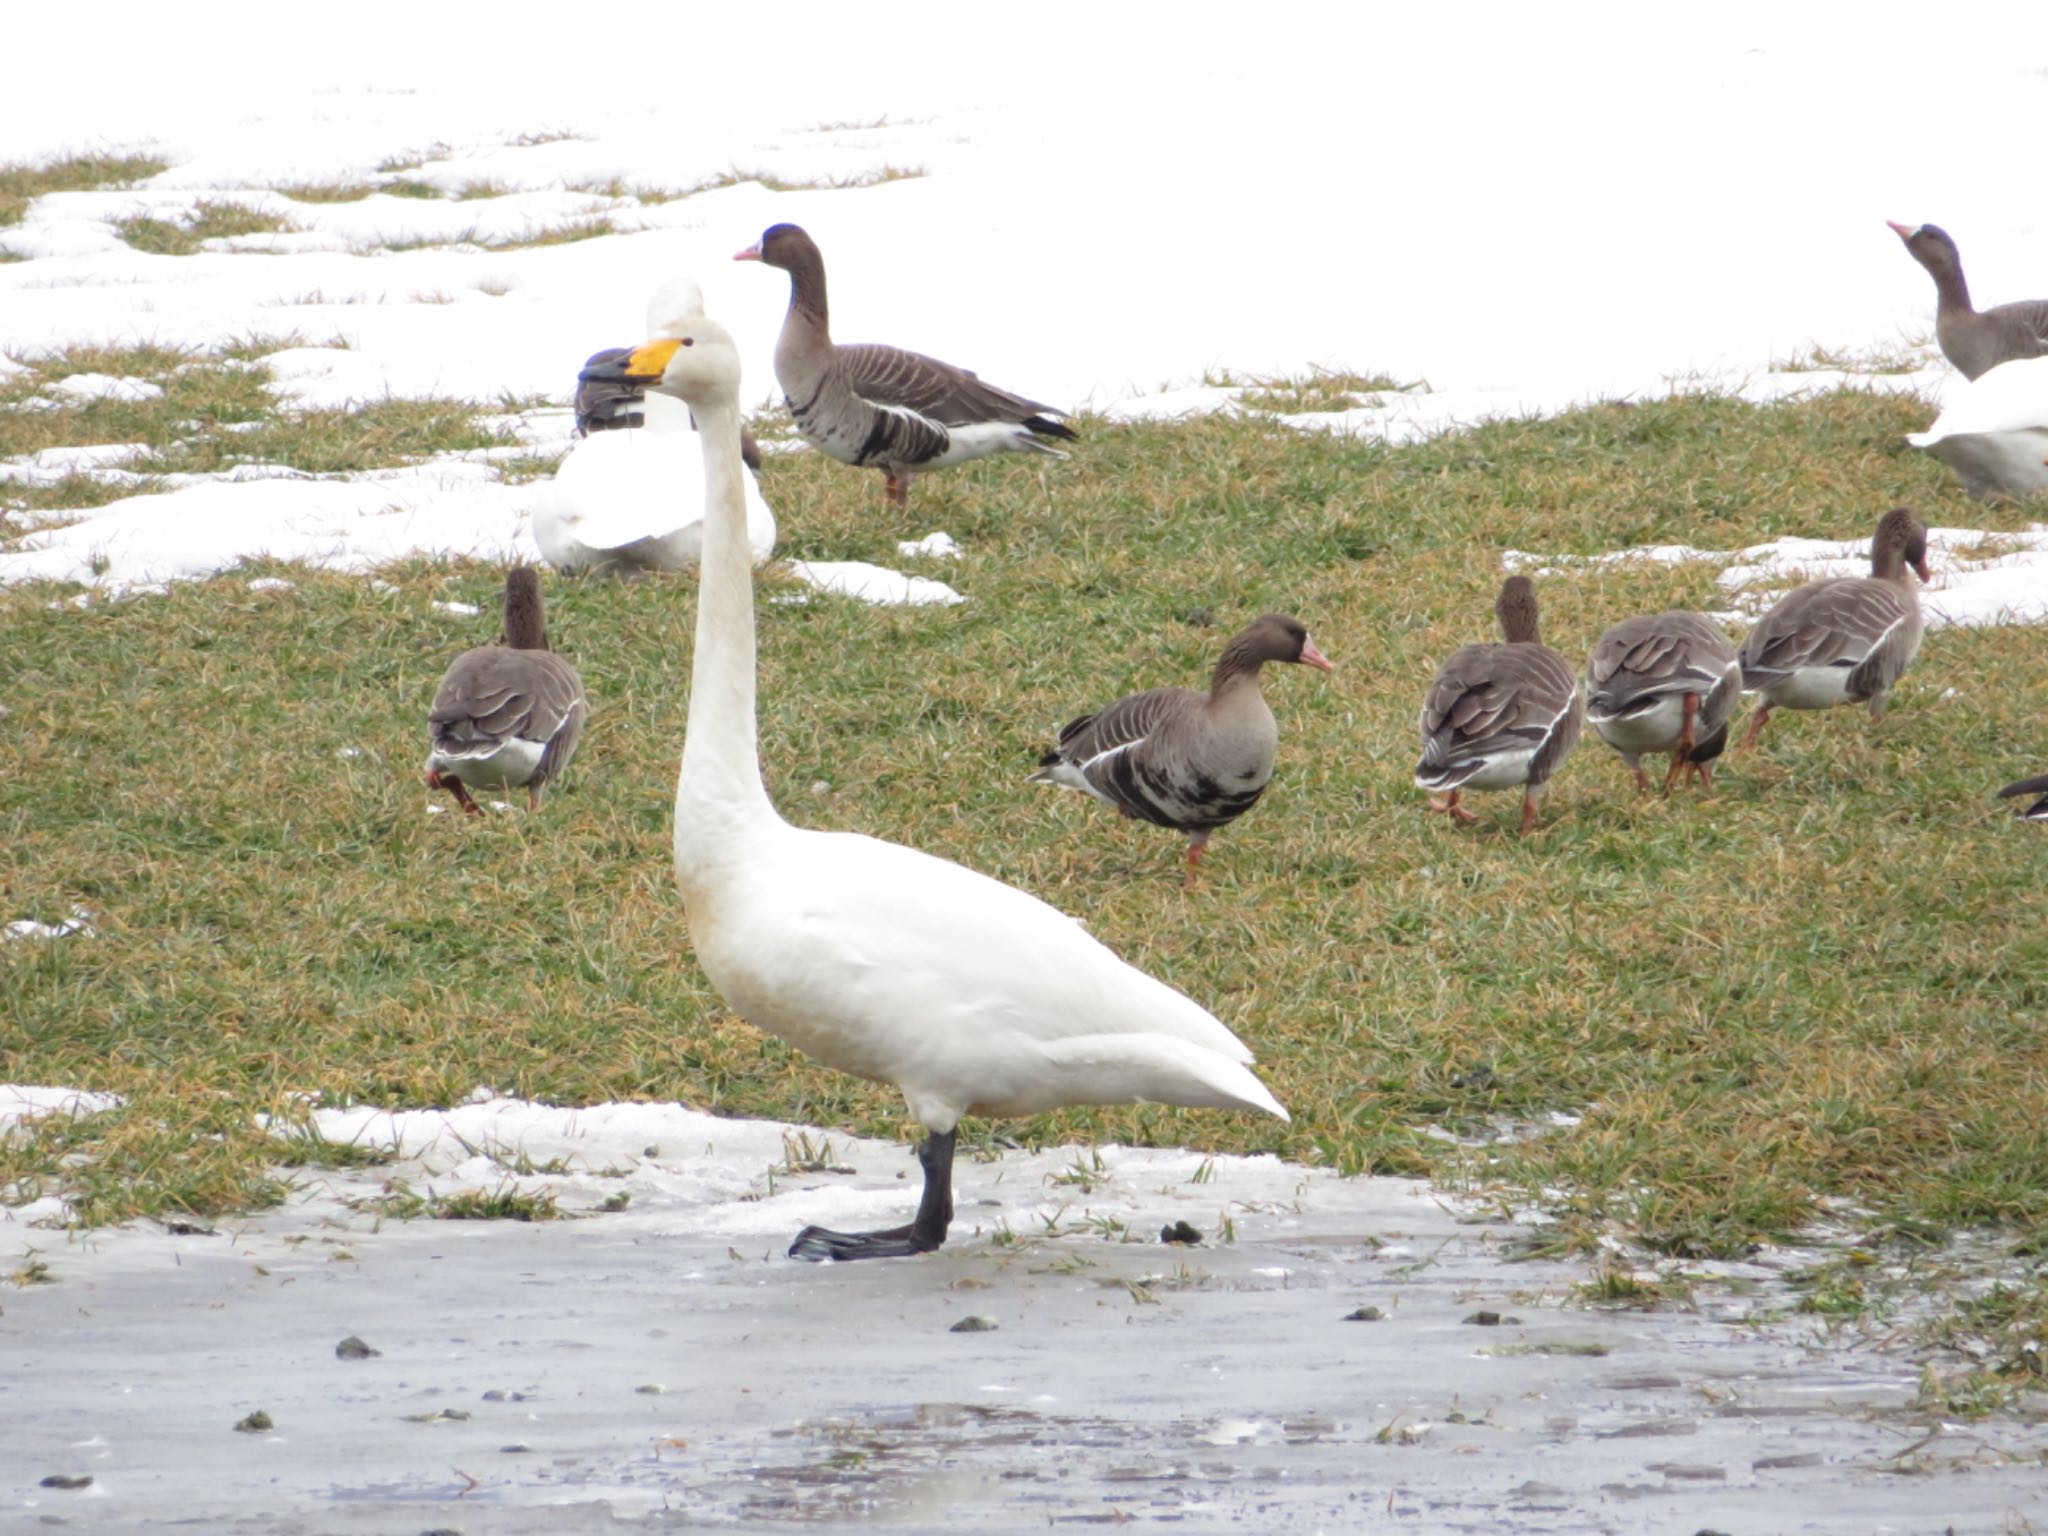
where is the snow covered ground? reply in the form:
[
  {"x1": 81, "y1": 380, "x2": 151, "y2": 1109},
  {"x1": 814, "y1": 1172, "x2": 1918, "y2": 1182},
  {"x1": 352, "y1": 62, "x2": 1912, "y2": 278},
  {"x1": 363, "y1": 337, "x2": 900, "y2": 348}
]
[{"x1": 3, "y1": 3, "x2": 2047, "y2": 604}]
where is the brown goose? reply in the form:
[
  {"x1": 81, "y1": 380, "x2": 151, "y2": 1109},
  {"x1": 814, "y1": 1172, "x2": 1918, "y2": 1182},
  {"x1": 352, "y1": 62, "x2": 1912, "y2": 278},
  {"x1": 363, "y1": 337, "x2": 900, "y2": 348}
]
[
  {"x1": 1997, "y1": 774, "x2": 2048, "y2": 821},
  {"x1": 1416, "y1": 576, "x2": 1584, "y2": 833},
  {"x1": 1737, "y1": 508, "x2": 1929, "y2": 750},
  {"x1": 1585, "y1": 610, "x2": 1742, "y2": 793},
  {"x1": 424, "y1": 567, "x2": 587, "y2": 814},
  {"x1": 1029, "y1": 614, "x2": 1334, "y2": 886},
  {"x1": 1887, "y1": 222, "x2": 2048, "y2": 380},
  {"x1": 573, "y1": 345, "x2": 764, "y2": 469},
  {"x1": 735, "y1": 223, "x2": 1076, "y2": 508}
]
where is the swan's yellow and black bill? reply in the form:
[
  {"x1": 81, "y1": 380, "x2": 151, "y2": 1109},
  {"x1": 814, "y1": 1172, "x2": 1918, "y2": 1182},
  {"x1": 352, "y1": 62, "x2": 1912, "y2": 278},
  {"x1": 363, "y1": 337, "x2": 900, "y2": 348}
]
[{"x1": 578, "y1": 339, "x2": 681, "y2": 386}]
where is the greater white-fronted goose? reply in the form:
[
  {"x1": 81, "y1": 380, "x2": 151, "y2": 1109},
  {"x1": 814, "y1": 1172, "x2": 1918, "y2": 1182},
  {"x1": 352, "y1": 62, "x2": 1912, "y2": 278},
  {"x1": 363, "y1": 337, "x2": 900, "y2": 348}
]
[
  {"x1": 1585, "y1": 610, "x2": 1742, "y2": 793},
  {"x1": 1415, "y1": 576, "x2": 1584, "y2": 833},
  {"x1": 1888, "y1": 222, "x2": 2048, "y2": 380},
  {"x1": 1738, "y1": 508, "x2": 1930, "y2": 750},
  {"x1": 735, "y1": 223, "x2": 1076, "y2": 509},
  {"x1": 533, "y1": 279, "x2": 777, "y2": 576},
  {"x1": 425, "y1": 566, "x2": 588, "y2": 814},
  {"x1": 1997, "y1": 774, "x2": 2048, "y2": 821},
  {"x1": 1029, "y1": 615, "x2": 1335, "y2": 886},
  {"x1": 1906, "y1": 356, "x2": 2048, "y2": 502},
  {"x1": 587, "y1": 306, "x2": 1284, "y2": 1263}
]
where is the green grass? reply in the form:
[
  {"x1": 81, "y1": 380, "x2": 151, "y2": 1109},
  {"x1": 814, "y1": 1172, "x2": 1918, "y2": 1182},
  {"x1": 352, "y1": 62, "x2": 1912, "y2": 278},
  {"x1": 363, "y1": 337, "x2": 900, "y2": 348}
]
[
  {"x1": 0, "y1": 154, "x2": 169, "y2": 227},
  {"x1": 2, "y1": 390, "x2": 2045, "y2": 1285},
  {"x1": 115, "y1": 201, "x2": 297, "y2": 255}
]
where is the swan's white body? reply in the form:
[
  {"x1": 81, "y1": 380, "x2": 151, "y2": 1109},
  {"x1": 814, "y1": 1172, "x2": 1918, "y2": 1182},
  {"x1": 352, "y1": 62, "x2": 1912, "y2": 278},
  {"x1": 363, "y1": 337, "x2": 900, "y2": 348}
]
[
  {"x1": 1907, "y1": 356, "x2": 2048, "y2": 502},
  {"x1": 533, "y1": 279, "x2": 778, "y2": 574},
  {"x1": 642, "y1": 305, "x2": 1286, "y2": 1154}
]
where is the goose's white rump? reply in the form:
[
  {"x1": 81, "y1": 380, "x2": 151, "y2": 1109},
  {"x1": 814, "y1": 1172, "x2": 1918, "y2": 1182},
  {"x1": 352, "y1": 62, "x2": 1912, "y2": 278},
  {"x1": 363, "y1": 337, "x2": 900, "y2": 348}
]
[{"x1": 683, "y1": 823, "x2": 1286, "y2": 1135}]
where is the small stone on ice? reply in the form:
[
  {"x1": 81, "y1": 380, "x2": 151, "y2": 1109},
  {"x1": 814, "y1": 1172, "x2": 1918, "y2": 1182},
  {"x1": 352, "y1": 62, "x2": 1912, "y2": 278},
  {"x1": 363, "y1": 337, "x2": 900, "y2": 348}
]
[
  {"x1": 234, "y1": 1409, "x2": 274, "y2": 1433},
  {"x1": 1159, "y1": 1220, "x2": 1203, "y2": 1245},
  {"x1": 1463, "y1": 1310, "x2": 1510, "y2": 1326},
  {"x1": 39, "y1": 1474, "x2": 92, "y2": 1490},
  {"x1": 635, "y1": 1383, "x2": 666, "y2": 1395},
  {"x1": 1344, "y1": 1305, "x2": 1385, "y2": 1321},
  {"x1": 336, "y1": 1334, "x2": 380, "y2": 1360},
  {"x1": 950, "y1": 1315, "x2": 1000, "y2": 1333}
]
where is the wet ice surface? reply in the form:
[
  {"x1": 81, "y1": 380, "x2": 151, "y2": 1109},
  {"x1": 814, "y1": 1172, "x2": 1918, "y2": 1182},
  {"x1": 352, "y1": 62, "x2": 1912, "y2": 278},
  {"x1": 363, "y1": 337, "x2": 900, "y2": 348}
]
[{"x1": 6, "y1": 1100, "x2": 2043, "y2": 1533}]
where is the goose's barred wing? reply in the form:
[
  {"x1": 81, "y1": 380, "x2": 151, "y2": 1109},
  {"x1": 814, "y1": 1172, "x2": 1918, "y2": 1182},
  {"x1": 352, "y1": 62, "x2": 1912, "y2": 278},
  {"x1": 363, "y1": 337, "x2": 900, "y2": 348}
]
[
  {"x1": 837, "y1": 343, "x2": 1076, "y2": 438},
  {"x1": 1045, "y1": 688, "x2": 1194, "y2": 774},
  {"x1": 1418, "y1": 644, "x2": 1581, "y2": 782},
  {"x1": 431, "y1": 649, "x2": 587, "y2": 773},
  {"x1": 1738, "y1": 579, "x2": 1908, "y2": 683}
]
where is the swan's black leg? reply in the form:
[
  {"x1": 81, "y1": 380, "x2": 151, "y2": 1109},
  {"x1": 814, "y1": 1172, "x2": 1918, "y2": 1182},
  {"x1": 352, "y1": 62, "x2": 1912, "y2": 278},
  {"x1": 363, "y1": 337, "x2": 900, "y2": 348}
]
[{"x1": 788, "y1": 1128, "x2": 956, "y2": 1262}]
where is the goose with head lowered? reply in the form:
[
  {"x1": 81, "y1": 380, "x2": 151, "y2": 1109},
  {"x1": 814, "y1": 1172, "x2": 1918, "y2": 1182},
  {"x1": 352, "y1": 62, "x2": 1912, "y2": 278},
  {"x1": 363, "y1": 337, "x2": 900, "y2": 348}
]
[
  {"x1": 532, "y1": 278, "x2": 777, "y2": 576},
  {"x1": 578, "y1": 310, "x2": 1285, "y2": 1262},
  {"x1": 1737, "y1": 508, "x2": 1929, "y2": 751},
  {"x1": 1415, "y1": 576, "x2": 1583, "y2": 833},
  {"x1": 1029, "y1": 614, "x2": 1334, "y2": 886},
  {"x1": 1585, "y1": 610, "x2": 1742, "y2": 793},
  {"x1": 425, "y1": 566, "x2": 587, "y2": 814},
  {"x1": 736, "y1": 222, "x2": 1076, "y2": 510},
  {"x1": 1887, "y1": 222, "x2": 2048, "y2": 381}
]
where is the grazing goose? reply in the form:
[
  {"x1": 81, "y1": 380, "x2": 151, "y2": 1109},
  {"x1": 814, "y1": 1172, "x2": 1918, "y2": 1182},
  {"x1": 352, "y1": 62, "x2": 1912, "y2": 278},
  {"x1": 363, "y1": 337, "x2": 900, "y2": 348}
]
[
  {"x1": 1887, "y1": 222, "x2": 2048, "y2": 380},
  {"x1": 736, "y1": 223, "x2": 1076, "y2": 509},
  {"x1": 1415, "y1": 576, "x2": 1584, "y2": 833},
  {"x1": 425, "y1": 566, "x2": 587, "y2": 814},
  {"x1": 1029, "y1": 615, "x2": 1334, "y2": 886},
  {"x1": 579, "y1": 309, "x2": 1285, "y2": 1262},
  {"x1": 1585, "y1": 610, "x2": 1742, "y2": 793},
  {"x1": 1738, "y1": 508, "x2": 1930, "y2": 750},
  {"x1": 1998, "y1": 774, "x2": 2048, "y2": 820},
  {"x1": 532, "y1": 279, "x2": 777, "y2": 576},
  {"x1": 1906, "y1": 355, "x2": 2048, "y2": 502}
]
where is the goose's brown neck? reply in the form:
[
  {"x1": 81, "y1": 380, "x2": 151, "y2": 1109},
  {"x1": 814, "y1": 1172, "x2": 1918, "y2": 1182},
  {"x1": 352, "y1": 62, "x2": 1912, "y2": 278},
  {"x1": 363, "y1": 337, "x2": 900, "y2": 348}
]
[
  {"x1": 502, "y1": 569, "x2": 548, "y2": 650},
  {"x1": 1496, "y1": 578, "x2": 1542, "y2": 644},
  {"x1": 782, "y1": 242, "x2": 830, "y2": 332}
]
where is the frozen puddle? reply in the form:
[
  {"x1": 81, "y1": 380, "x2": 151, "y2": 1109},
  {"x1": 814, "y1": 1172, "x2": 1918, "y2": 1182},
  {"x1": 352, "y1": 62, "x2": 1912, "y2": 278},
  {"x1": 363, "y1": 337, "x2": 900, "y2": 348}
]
[{"x1": 4, "y1": 1098, "x2": 2044, "y2": 1532}]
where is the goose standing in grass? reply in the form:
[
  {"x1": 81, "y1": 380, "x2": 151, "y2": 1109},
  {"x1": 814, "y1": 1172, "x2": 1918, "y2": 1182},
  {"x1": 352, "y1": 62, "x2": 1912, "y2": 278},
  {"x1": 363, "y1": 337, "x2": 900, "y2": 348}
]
[
  {"x1": 578, "y1": 311, "x2": 1285, "y2": 1263},
  {"x1": 1997, "y1": 774, "x2": 2048, "y2": 821},
  {"x1": 1415, "y1": 576, "x2": 1583, "y2": 833},
  {"x1": 1585, "y1": 610, "x2": 1741, "y2": 793},
  {"x1": 1905, "y1": 355, "x2": 2048, "y2": 502},
  {"x1": 736, "y1": 223, "x2": 1075, "y2": 510},
  {"x1": 1887, "y1": 222, "x2": 2048, "y2": 380},
  {"x1": 1737, "y1": 508, "x2": 1929, "y2": 750},
  {"x1": 1029, "y1": 615, "x2": 1334, "y2": 886},
  {"x1": 425, "y1": 566, "x2": 587, "y2": 815},
  {"x1": 532, "y1": 279, "x2": 776, "y2": 575}
]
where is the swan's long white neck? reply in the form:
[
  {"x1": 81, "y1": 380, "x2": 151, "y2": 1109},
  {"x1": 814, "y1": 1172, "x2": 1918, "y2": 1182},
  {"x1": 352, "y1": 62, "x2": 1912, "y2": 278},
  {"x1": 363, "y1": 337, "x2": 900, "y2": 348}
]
[{"x1": 674, "y1": 387, "x2": 781, "y2": 880}]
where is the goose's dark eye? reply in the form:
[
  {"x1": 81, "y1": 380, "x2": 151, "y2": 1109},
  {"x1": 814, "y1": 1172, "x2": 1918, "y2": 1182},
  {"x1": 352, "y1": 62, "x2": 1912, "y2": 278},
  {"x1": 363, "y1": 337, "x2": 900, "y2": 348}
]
[{"x1": 681, "y1": 337, "x2": 695, "y2": 347}]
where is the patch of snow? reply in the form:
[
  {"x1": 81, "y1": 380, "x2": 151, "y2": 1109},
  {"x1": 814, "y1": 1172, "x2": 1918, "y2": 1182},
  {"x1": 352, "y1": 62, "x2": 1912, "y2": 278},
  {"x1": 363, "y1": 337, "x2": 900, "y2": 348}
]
[
  {"x1": 0, "y1": 464, "x2": 534, "y2": 591},
  {"x1": 0, "y1": 442, "x2": 153, "y2": 484},
  {"x1": 896, "y1": 530, "x2": 960, "y2": 560},
  {"x1": 0, "y1": 1084, "x2": 121, "y2": 1130},
  {"x1": 433, "y1": 599, "x2": 481, "y2": 616},
  {"x1": 46, "y1": 374, "x2": 163, "y2": 403},
  {"x1": 788, "y1": 560, "x2": 964, "y2": 607},
  {"x1": 1509, "y1": 522, "x2": 2048, "y2": 628},
  {"x1": 244, "y1": 576, "x2": 294, "y2": 592}
]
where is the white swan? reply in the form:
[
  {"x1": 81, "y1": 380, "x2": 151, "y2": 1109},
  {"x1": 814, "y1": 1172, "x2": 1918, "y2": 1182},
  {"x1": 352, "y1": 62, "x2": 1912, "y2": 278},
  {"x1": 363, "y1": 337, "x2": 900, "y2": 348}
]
[
  {"x1": 533, "y1": 278, "x2": 777, "y2": 574},
  {"x1": 1907, "y1": 356, "x2": 2048, "y2": 503},
  {"x1": 579, "y1": 307, "x2": 1286, "y2": 1262}
]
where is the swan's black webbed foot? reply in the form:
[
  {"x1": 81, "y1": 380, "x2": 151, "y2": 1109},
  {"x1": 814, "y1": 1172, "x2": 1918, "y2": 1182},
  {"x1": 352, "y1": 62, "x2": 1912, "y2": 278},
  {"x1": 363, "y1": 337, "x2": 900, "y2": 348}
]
[{"x1": 787, "y1": 1128, "x2": 956, "y2": 1263}]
